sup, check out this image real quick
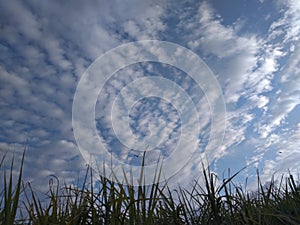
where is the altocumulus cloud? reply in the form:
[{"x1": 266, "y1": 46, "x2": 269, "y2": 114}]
[{"x1": 0, "y1": 0, "x2": 299, "y2": 190}]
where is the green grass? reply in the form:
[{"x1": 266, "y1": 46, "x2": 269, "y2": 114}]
[{"x1": 0, "y1": 151, "x2": 299, "y2": 225}]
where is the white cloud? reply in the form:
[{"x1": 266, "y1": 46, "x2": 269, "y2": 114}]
[
  {"x1": 181, "y1": 2, "x2": 261, "y2": 105},
  {"x1": 162, "y1": 1, "x2": 299, "y2": 189},
  {"x1": 0, "y1": 0, "x2": 170, "y2": 190},
  {"x1": 254, "y1": 123, "x2": 300, "y2": 187},
  {"x1": 255, "y1": 37, "x2": 300, "y2": 139}
]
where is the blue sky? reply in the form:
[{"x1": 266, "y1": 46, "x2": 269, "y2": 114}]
[{"x1": 0, "y1": 0, "x2": 299, "y2": 190}]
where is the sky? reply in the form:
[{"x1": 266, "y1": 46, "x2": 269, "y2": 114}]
[{"x1": 0, "y1": 0, "x2": 299, "y2": 191}]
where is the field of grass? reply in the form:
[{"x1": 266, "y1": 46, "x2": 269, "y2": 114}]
[{"x1": 0, "y1": 151, "x2": 299, "y2": 225}]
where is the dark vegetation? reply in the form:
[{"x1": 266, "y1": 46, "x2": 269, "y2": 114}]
[{"x1": 0, "y1": 151, "x2": 299, "y2": 224}]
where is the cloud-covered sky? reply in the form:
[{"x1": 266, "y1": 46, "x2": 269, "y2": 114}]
[{"x1": 0, "y1": 0, "x2": 299, "y2": 190}]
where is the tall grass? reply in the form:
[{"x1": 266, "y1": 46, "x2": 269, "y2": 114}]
[
  {"x1": 0, "y1": 151, "x2": 25, "y2": 224},
  {"x1": 0, "y1": 151, "x2": 299, "y2": 224}
]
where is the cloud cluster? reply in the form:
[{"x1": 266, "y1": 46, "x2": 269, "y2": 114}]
[
  {"x1": 0, "y1": 0, "x2": 168, "y2": 189},
  {"x1": 162, "y1": 1, "x2": 299, "y2": 186},
  {"x1": 0, "y1": 0, "x2": 299, "y2": 190}
]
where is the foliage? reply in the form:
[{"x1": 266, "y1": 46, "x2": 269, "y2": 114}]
[{"x1": 0, "y1": 151, "x2": 299, "y2": 224}]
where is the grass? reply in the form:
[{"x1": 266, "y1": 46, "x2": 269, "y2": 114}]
[{"x1": 0, "y1": 151, "x2": 299, "y2": 224}]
